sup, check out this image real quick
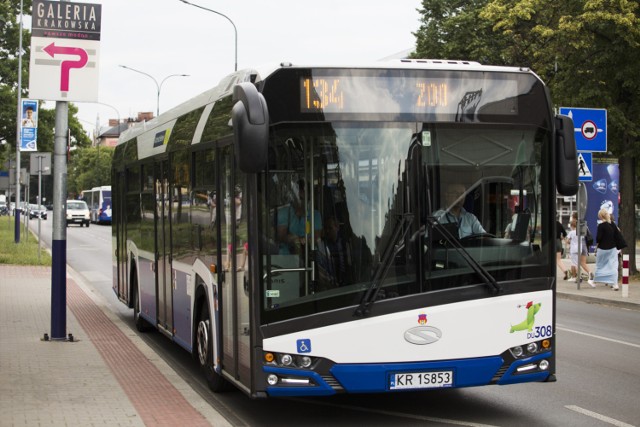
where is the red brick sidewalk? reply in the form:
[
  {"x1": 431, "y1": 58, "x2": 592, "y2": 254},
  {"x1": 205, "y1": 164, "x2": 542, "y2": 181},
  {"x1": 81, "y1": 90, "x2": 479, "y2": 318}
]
[
  {"x1": 67, "y1": 277, "x2": 211, "y2": 426},
  {"x1": 0, "y1": 265, "x2": 231, "y2": 426}
]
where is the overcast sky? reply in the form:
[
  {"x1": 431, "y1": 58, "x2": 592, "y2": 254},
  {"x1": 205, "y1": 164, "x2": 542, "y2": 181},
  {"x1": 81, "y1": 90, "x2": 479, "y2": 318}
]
[{"x1": 33, "y1": 0, "x2": 422, "y2": 137}]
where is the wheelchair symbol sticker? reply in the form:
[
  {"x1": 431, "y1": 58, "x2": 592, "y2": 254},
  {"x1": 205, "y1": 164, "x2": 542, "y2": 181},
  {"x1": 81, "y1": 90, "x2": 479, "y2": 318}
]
[{"x1": 297, "y1": 339, "x2": 311, "y2": 353}]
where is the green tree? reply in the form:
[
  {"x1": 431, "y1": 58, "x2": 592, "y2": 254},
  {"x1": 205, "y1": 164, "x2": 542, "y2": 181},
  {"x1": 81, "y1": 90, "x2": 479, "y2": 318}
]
[
  {"x1": 1, "y1": 0, "x2": 31, "y2": 167},
  {"x1": 413, "y1": 0, "x2": 640, "y2": 273},
  {"x1": 67, "y1": 146, "x2": 113, "y2": 197},
  {"x1": 413, "y1": 0, "x2": 505, "y2": 64},
  {"x1": 483, "y1": 0, "x2": 640, "y2": 273}
]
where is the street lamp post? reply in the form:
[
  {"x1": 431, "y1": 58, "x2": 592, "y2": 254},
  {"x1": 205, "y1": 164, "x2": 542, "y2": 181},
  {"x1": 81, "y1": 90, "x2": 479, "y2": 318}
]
[
  {"x1": 94, "y1": 102, "x2": 122, "y2": 138},
  {"x1": 119, "y1": 65, "x2": 189, "y2": 117},
  {"x1": 14, "y1": 0, "x2": 24, "y2": 243},
  {"x1": 178, "y1": 0, "x2": 238, "y2": 71}
]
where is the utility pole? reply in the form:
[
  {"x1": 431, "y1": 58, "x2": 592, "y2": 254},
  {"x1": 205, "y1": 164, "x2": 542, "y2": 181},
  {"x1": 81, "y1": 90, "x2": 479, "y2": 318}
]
[
  {"x1": 14, "y1": 0, "x2": 24, "y2": 243},
  {"x1": 29, "y1": 0, "x2": 102, "y2": 341},
  {"x1": 50, "y1": 100, "x2": 68, "y2": 340}
]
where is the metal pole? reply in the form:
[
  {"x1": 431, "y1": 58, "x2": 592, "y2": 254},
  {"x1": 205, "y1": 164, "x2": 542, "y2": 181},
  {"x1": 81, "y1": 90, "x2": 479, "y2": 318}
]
[
  {"x1": 23, "y1": 180, "x2": 28, "y2": 242},
  {"x1": 38, "y1": 155, "x2": 42, "y2": 262},
  {"x1": 178, "y1": 0, "x2": 238, "y2": 71},
  {"x1": 119, "y1": 65, "x2": 188, "y2": 116},
  {"x1": 51, "y1": 101, "x2": 68, "y2": 340},
  {"x1": 621, "y1": 254, "x2": 629, "y2": 297},
  {"x1": 158, "y1": 74, "x2": 188, "y2": 115},
  {"x1": 14, "y1": 0, "x2": 24, "y2": 243},
  {"x1": 7, "y1": 157, "x2": 11, "y2": 231},
  {"x1": 576, "y1": 189, "x2": 581, "y2": 290}
]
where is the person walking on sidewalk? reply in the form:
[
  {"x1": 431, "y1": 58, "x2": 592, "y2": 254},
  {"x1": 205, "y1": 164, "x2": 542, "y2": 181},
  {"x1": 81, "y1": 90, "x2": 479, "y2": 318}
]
[
  {"x1": 571, "y1": 211, "x2": 595, "y2": 284},
  {"x1": 566, "y1": 218, "x2": 595, "y2": 287},
  {"x1": 556, "y1": 218, "x2": 569, "y2": 280},
  {"x1": 593, "y1": 208, "x2": 619, "y2": 290}
]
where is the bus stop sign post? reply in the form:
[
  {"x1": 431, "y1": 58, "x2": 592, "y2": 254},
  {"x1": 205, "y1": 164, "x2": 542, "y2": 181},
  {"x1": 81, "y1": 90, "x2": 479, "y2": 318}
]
[
  {"x1": 29, "y1": 0, "x2": 102, "y2": 342},
  {"x1": 49, "y1": 101, "x2": 69, "y2": 341}
]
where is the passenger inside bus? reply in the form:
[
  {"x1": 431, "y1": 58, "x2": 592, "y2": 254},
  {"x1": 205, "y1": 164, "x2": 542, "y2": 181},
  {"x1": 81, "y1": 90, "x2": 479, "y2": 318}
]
[
  {"x1": 504, "y1": 206, "x2": 532, "y2": 242},
  {"x1": 316, "y1": 217, "x2": 347, "y2": 289},
  {"x1": 276, "y1": 179, "x2": 322, "y2": 255}
]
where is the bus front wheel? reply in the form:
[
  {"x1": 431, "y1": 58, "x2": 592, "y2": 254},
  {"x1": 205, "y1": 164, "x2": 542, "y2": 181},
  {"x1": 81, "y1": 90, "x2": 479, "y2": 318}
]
[{"x1": 197, "y1": 303, "x2": 227, "y2": 392}]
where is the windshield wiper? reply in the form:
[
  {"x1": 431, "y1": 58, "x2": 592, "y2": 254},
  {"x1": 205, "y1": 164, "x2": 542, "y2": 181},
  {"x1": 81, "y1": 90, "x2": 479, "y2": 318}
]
[
  {"x1": 425, "y1": 216, "x2": 503, "y2": 294},
  {"x1": 354, "y1": 214, "x2": 414, "y2": 317}
]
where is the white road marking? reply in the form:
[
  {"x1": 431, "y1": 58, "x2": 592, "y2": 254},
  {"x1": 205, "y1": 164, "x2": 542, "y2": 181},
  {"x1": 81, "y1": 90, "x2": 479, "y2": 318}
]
[
  {"x1": 557, "y1": 325, "x2": 640, "y2": 349},
  {"x1": 565, "y1": 405, "x2": 636, "y2": 427},
  {"x1": 290, "y1": 399, "x2": 498, "y2": 426}
]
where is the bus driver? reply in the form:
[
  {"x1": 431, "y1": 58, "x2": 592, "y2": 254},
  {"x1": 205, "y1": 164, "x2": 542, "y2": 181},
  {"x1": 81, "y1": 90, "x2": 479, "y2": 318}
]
[{"x1": 433, "y1": 183, "x2": 485, "y2": 238}]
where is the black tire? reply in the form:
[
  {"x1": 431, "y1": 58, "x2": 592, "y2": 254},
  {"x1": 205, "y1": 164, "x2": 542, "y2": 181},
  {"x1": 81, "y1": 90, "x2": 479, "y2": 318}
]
[
  {"x1": 196, "y1": 302, "x2": 227, "y2": 392},
  {"x1": 133, "y1": 282, "x2": 150, "y2": 332},
  {"x1": 86, "y1": 221, "x2": 90, "y2": 228}
]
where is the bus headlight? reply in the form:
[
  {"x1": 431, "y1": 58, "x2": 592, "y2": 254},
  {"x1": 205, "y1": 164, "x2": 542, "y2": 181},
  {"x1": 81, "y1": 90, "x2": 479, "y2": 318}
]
[
  {"x1": 538, "y1": 359, "x2": 549, "y2": 371},
  {"x1": 280, "y1": 354, "x2": 293, "y2": 366},
  {"x1": 510, "y1": 346, "x2": 524, "y2": 358},
  {"x1": 267, "y1": 374, "x2": 279, "y2": 385},
  {"x1": 509, "y1": 339, "x2": 551, "y2": 360},
  {"x1": 263, "y1": 351, "x2": 317, "y2": 369},
  {"x1": 299, "y1": 356, "x2": 312, "y2": 368}
]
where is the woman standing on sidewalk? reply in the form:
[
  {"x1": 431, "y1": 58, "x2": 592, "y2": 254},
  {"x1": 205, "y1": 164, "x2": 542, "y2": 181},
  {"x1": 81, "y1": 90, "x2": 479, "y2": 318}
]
[{"x1": 593, "y1": 208, "x2": 619, "y2": 290}]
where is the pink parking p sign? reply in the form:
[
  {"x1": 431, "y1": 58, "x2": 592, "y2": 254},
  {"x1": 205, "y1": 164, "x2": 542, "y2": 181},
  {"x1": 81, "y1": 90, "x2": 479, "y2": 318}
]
[{"x1": 28, "y1": 0, "x2": 101, "y2": 102}]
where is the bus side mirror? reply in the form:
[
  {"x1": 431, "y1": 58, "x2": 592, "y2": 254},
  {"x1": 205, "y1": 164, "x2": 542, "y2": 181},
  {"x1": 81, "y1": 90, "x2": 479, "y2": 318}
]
[
  {"x1": 555, "y1": 114, "x2": 578, "y2": 196},
  {"x1": 232, "y1": 82, "x2": 269, "y2": 173}
]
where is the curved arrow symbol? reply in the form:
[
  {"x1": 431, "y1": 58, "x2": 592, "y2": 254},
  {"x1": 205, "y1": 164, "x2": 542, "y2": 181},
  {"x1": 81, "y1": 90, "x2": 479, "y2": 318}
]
[{"x1": 43, "y1": 42, "x2": 89, "y2": 92}]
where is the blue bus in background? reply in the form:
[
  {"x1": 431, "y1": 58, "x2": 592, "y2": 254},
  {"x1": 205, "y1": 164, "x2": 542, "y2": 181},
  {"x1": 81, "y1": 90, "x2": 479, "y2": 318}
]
[{"x1": 82, "y1": 185, "x2": 112, "y2": 224}]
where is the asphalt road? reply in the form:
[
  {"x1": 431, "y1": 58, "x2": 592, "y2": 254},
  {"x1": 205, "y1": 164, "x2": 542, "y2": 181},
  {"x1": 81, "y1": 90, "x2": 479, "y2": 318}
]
[{"x1": 30, "y1": 217, "x2": 640, "y2": 426}]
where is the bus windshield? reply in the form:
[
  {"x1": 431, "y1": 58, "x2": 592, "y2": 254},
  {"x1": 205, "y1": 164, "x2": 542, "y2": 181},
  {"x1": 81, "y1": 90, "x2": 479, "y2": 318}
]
[{"x1": 259, "y1": 121, "x2": 550, "y2": 322}]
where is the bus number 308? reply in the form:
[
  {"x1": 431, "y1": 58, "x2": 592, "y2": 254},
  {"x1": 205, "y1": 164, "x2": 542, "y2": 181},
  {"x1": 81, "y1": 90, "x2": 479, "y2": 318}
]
[{"x1": 527, "y1": 325, "x2": 552, "y2": 340}]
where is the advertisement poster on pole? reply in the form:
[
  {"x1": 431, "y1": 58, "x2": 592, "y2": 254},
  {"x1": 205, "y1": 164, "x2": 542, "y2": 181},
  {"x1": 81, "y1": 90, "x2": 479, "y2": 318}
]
[
  {"x1": 585, "y1": 161, "x2": 619, "y2": 244},
  {"x1": 20, "y1": 99, "x2": 39, "y2": 151}
]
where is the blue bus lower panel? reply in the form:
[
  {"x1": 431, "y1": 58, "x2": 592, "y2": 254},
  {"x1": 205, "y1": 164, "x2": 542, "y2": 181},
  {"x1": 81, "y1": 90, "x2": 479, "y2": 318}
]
[{"x1": 265, "y1": 352, "x2": 552, "y2": 397}]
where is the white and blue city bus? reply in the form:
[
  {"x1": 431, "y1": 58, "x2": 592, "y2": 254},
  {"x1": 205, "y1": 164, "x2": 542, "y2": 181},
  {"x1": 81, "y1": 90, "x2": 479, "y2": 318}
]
[
  {"x1": 83, "y1": 185, "x2": 112, "y2": 224},
  {"x1": 112, "y1": 60, "x2": 578, "y2": 398}
]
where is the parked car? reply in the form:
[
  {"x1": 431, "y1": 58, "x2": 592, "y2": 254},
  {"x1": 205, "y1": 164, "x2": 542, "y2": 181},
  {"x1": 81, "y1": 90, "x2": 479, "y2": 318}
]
[
  {"x1": 28, "y1": 204, "x2": 48, "y2": 220},
  {"x1": 66, "y1": 200, "x2": 90, "y2": 227}
]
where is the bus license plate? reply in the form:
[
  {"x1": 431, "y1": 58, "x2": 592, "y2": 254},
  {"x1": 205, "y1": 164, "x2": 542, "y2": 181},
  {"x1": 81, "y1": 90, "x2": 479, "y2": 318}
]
[{"x1": 390, "y1": 371, "x2": 453, "y2": 390}]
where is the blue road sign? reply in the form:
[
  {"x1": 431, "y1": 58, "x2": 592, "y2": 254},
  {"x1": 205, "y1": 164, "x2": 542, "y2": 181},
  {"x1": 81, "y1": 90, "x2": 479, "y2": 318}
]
[
  {"x1": 559, "y1": 107, "x2": 607, "y2": 152},
  {"x1": 577, "y1": 152, "x2": 593, "y2": 182}
]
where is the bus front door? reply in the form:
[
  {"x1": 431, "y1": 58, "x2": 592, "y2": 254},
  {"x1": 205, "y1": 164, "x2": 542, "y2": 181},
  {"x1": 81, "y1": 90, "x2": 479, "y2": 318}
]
[
  {"x1": 220, "y1": 147, "x2": 252, "y2": 392},
  {"x1": 155, "y1": 160, "x2": 173, "y2": 334},
  {"x1": 114, "y1": 171, "x2": 127, "y2": 301}
]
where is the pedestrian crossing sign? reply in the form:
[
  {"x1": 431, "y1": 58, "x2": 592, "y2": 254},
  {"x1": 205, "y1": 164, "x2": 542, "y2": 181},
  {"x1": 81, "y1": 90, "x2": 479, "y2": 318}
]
[{"x1": 578, "y1": 152, "x2": 592, "y2": 181}]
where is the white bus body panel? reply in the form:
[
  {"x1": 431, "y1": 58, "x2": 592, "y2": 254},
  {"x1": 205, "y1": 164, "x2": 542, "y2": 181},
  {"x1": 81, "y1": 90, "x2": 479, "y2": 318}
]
[{"x1": 263, "y1": 290, "x2": 552, "y2": 363}]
